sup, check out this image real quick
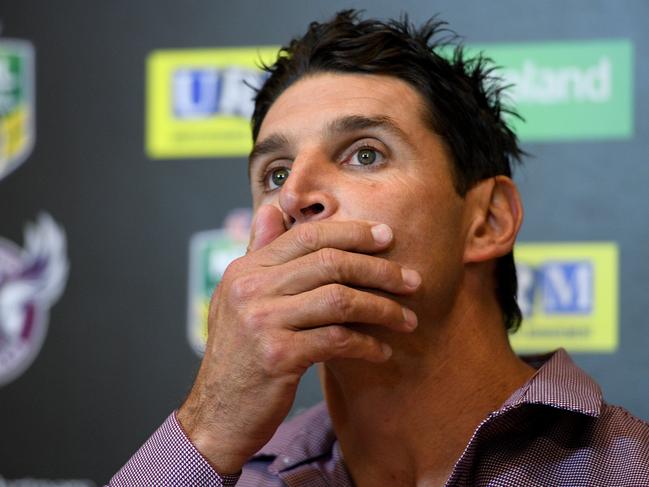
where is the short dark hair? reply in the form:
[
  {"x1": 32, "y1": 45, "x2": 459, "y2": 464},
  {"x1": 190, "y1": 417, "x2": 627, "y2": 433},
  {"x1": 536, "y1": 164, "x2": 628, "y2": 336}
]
[{"x1": 251, "y1": 10, "x2": 525, "y2": 332}]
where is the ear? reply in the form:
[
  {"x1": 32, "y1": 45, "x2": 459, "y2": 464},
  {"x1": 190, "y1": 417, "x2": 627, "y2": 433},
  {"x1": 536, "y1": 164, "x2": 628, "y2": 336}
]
[{"x1": 463, "y1": 176, "x2": 523, "y2": 264}]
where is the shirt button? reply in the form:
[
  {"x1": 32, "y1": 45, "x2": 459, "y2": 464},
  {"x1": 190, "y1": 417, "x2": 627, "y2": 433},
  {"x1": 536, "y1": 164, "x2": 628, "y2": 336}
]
[{"x1": 283, "y1": 456, "x2": 291, "y2": 465}]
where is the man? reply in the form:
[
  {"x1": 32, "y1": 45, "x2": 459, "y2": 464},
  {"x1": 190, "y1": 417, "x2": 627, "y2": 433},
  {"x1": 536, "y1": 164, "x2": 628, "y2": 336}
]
[{"x1": 111, "y1": 10, "x2": 649, "y2": 486}]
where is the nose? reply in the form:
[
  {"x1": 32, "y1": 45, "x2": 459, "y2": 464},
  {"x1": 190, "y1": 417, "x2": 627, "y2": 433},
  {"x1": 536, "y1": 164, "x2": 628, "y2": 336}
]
[{"x1": 278, "y1": 158, "x2": 338, "y2": 227}]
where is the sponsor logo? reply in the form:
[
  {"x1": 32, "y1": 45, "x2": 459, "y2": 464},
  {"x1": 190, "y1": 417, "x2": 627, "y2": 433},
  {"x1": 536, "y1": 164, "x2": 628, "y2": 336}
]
[
  {"x1": 147, "y1": 40, "x2": 632, "y2": 157},
  {"x1": 472, "y1": 39, "x2": 633, "y2": 141},
  {"x1": 0, "y1": 214, "x2": 69, "y2": 386},
  {"x1": 172, "y1": 66, "x2": 263, "y2": 119},
  {"x1": 0, "y1": 476, "x2": 95, "y2": 487},
  {"x1": 0, "y1": 38, "x2": 35, "y2": 181},
  {"x1": 187, "y1": 208, "x2": 251, "y2": 354},
  {"x1": 511, "y1": 242, "x2": 618, "y2": 353},
  {"x1": 146, "y1": 47, "x2": 278, "y2": 158},
  {"x1": 503, "y1": 58, "x2": 612, "y2": 104}
]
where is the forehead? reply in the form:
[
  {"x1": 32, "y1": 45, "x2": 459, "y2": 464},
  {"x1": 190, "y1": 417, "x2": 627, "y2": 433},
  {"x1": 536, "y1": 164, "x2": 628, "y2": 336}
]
[{"x1": 256, "y1": 72, "x2": 431, "y2": 141}]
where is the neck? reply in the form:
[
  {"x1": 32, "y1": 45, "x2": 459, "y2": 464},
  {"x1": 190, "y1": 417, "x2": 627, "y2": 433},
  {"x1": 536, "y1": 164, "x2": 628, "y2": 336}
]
[{"x1": 321, "y1": 287, "x2": 535, "y2": 486}]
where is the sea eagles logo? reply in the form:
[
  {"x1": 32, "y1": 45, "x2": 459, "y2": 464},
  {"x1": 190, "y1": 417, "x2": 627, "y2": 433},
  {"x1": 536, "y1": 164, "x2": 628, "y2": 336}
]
[
  {"x1": 0, "y1": 214, "x2": 68, "y2": 386},
  {"x1": 0, "y1": 38, "x2": 35, "y2": 181}
]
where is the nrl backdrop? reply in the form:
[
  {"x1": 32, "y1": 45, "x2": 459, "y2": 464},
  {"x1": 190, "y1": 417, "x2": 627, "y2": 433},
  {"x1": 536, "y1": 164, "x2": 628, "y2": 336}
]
[{"x1": 0, "y1": 0, "x2": 647, "y2": 484}]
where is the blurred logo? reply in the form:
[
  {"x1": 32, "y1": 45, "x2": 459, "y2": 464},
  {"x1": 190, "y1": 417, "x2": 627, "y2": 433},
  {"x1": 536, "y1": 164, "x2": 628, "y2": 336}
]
[
  {"x1": 450, "y1": 39, "x2": 633, "y2": 141},
  {"x1": 0, "y1": 38, "x2": 35, "y2": 181},
  {"x1": 511, "y1": 242, "x2": 618, "y2": 353},
  {"x1": 146, "y1": 47, "x2": 278, "y2": 158},
  {"x1": 173, "y1": 66, "x2": 264, "y2": 119},
  {"x1": 518, "y1": 261, "x2": 593, "y2": 316},
  {"x1": 0, "y1": 214, "x2": 69, "y2": 386},
  {"x1": 503, "y1": 57, "x2": 612, "y2": 105},
  {"x1": 0, "y1": 475, "x2": 95, "y2": 487},
  {"x1": 187, "y1": 208, "x2": 251, "y2": 355}
]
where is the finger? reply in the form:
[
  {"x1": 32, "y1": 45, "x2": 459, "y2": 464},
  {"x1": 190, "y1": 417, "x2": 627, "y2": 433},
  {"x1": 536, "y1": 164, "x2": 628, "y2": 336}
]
[
  {"x1": 258, "y1": 220, "x2": 394, "y2": 265},
  {"x1": 266, "y1": 248, "x2": 421, "y2": 296},
  {"x1": 284, "y1": 284, "x2": 417, "y2": 333},
  {"x1": 294, "y1": 325, "x2": 392, "y2": 363},
  {"x1": 248, "y1": 205, "x2": 287, "y2": 253}
]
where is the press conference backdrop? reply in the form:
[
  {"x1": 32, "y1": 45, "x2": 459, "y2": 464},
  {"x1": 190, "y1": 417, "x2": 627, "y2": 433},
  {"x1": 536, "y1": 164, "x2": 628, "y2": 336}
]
[{"x1": 0, "y1": 1, "x2": 647, "y2": 484}]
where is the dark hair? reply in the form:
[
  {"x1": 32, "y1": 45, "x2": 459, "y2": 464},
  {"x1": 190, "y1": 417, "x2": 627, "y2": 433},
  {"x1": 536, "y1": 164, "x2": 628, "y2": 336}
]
[{"x1": 251, "y1": 10, "x2": 524, "y2": 332}]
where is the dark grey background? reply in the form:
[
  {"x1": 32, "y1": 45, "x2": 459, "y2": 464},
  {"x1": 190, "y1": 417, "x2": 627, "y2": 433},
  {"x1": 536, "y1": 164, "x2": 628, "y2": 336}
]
[{"x1": 0, "y1": 0, "x2": 647, "y2": 484}]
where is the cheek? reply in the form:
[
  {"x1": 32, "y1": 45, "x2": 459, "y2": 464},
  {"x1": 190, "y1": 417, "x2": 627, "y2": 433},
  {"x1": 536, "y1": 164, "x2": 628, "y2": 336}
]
[
  {"x1": 366, "y1": 178, "x2": 465, "y2": 272},
  {"x1": 333, "y1": 179, "x2": 407, "y2": 230},
  {"x1": 332, "y1": 171, "x2": 466, "y2": 270}
]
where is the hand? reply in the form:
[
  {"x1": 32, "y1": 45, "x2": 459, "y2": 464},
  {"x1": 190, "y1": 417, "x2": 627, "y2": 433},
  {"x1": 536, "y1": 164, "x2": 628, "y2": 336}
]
[{"x1": 177, "y1": 205, "x2": 421, "y2": 474}]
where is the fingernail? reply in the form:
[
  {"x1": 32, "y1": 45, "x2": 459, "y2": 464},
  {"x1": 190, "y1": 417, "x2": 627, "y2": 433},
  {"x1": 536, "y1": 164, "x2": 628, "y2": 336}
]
[
  {"x1": 401, "y1": 268, "x2": 421, "y2": 289},
  {"x1": 402, "y1": 307, "x2": 418, "y2": 330},
  {"x1": 371, "y1": 224, "x2": 392, "y2": 245},
  {"x1": 381, "y1": 343, "x2": 393, "y2": 358}
]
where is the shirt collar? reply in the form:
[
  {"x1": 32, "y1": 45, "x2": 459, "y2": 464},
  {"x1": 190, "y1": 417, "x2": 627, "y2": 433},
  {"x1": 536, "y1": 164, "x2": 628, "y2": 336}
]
[
  {"x1": 253, "y1": 348, "x2": 603, "y2": 471},
  {"x1": 503, "y1": 348, "x2": 602, "y2": 417}
]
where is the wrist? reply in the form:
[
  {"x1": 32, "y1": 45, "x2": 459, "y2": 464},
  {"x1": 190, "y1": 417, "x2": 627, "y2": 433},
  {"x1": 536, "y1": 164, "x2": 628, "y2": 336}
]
[{"x1": 175, "y1": 406, "x2": 250, "y2": 475}]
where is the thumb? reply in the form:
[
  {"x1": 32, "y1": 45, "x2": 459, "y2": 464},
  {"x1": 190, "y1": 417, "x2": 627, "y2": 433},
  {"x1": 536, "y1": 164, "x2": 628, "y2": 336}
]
[{"x1": 248, "y1": 205, "x2": 287, "y2": 253}]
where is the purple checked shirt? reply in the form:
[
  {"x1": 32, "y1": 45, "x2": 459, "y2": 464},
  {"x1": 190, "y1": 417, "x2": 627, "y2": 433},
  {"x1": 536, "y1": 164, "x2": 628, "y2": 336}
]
[{"x1": 110, "y1": 349, "x2": 649, "y2": 486}]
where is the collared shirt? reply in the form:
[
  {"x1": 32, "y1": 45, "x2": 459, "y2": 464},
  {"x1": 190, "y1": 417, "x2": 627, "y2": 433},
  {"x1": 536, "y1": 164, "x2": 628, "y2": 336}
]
[{"x1": 110, "y1": 349, "x2": 649, "y2": 486}]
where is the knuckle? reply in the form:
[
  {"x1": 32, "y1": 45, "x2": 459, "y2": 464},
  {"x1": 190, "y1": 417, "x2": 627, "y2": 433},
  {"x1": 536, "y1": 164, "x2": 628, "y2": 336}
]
[
  {"x1": 225, "y1": 255, "x2": 246, "y2": 273},
  {"x1": 317, "y1": 248, "x2": 343, "y2": 279},
  {"x1": 325, "y1": 285, "x2": 352, "y2": 322},
  {"x1": 326, "y1": 325, "x2": 353, "y2": 350},
  {"x1": 259, "y1": 337, "x2": 288, "y2": 374},
  {"x1": 228, "y1": 274, "x2": 260, "y2": 300},
  {"x1": 295, "y1": 223, "x2": 321, "y2": 250},
  {"x1": 221, "y1": 257, "x2": 248, "y2": 284},
  {"x1": 242, "y1": 305, "x2": 270, "y2": 331},
  {"x1": 220, "y1": 264, "x2": 237, "y2": 286}
]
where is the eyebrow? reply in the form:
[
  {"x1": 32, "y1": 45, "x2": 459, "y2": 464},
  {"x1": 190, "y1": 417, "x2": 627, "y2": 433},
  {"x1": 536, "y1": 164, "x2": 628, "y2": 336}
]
[
  {"x1": 326, "y1": 114, "x2": 410, "y2": 143},
  {"x1": 248, "y1": 133, "x2": 291, "y2": 175},
  {"x1": 248, "y1": 114, "x2": 411, "y2": 176}
]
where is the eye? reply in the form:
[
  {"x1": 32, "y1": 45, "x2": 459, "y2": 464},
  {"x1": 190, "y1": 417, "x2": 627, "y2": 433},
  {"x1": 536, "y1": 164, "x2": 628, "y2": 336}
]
[
  {"x1": 265, "y1": 166, "x2": 290, "y2": 190},
  {"x1": 349, "y1": 147, "x2": 383, "y2": 166}
]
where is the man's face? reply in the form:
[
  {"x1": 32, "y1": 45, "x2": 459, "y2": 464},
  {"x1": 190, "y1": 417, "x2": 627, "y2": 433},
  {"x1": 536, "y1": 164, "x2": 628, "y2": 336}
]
[{"x1": 249, "y1": 73, "x2": 469, "y2": 318}]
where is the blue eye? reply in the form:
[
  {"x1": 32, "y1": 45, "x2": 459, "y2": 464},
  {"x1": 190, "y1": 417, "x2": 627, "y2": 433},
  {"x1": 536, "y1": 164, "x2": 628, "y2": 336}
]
[
  {"x1": 267, "y1": 167, "x2": 290, "y2": 190},
  {"x1": 355, "y1": 148, "x2": 378, "y2": 165}
]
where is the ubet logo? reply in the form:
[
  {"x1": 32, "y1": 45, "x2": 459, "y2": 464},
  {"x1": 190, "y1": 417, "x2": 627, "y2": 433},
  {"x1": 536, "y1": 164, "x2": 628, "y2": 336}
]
[
  {"x1": 173, "y1": 67, "x2": 266, "y2": 119},
  {"x1": 147, "y1": 46, "x2": 278, "y2": 158},
  {"x1": 517, "y1": 261, "x2": 593, "y2": 316},
  {"x1": 510, "y1": 243, "x2": 618, "y2": 353},
  {"x1": 502, "y1": 58, "x2": 611, "y2": 104}
]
